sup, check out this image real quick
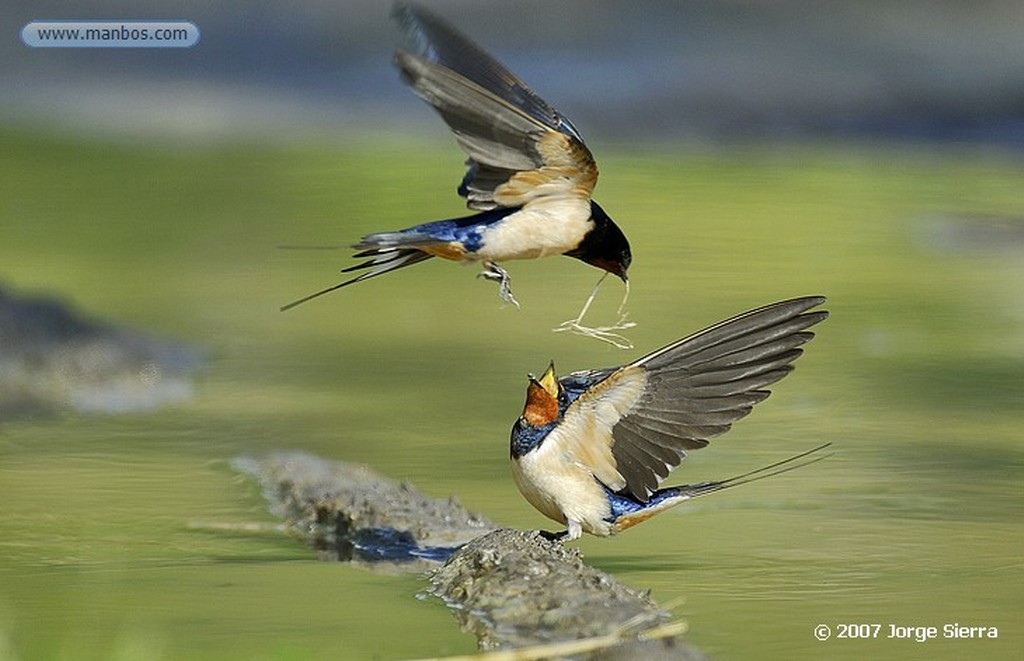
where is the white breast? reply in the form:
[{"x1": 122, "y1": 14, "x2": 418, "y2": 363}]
[
  {"x1": 477, "y1": 197, "x2": 593, "y2": 262},
  {"x1": 510, "y1": 441, "x2": 616, "y2": 537}
]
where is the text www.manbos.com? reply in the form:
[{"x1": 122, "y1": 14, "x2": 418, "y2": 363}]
[{"x1": 22, "y1": 21, "x2": 200, "y2": 48}]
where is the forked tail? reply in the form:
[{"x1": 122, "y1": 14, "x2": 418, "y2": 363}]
[
  {"x1": 677, "y1": 442, "x2": 834, "y2": 499},
  {"x1": 610, "y1": 443, "x2": 833, "y2": 532},
  {"x1": 280, "y1": 248, "x2": 433, "y2": 311}
]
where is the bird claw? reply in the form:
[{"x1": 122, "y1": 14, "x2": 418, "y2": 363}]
[
  {"x1": 477, "y1": 261, "x2": 520, "y2": 308},
  {"x1": 539, "y1": 520, "x2": 582, "y2": 542},
  {"x1": 538, "y1": 529, "x2": 569, "y2": 543}
]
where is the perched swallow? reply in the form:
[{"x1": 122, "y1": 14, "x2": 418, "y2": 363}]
[
  {"x1": 282, "y1": 3, "x2": 634, "y2": 344},
  {"x1": 510, "y1": 296, "x2": 830, "y2": 539}
]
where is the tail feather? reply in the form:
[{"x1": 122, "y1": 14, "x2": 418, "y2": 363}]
[
  {"x1": 281, "y1": 210, "x2": 511, "y2": 311},
  {"x1": 609, "y1": 443, "x2": 833, "y2": 532},
  {"x1": 353, "y1": 230, "x2": 440, "y2": 252},
  {"x1": 280, "y1": 249, "x2": 433, "y2": 311},
  {"x1": 342, "y1": 247, "x2": 433, "y2": 274},
  {"x1": 678, "y1": 442, "x2": 834, "y2": 498}
]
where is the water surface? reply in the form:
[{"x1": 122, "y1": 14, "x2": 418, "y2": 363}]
[{"x1": 1, "y1": 130, "x2": 1021, "y2": 659}]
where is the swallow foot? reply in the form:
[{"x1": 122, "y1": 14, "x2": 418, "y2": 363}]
[
  {"x1": 538, "y1": 529, "x2": 569, "y2": 543},
  {"x1": 539, "y1": 521, "x2": 582, "y2": 542},
  {"x1": 478, "y1": 261, "x2": 520, "y2": 308}
]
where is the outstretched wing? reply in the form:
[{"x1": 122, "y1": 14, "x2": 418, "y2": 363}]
[
  {"x1": 553, "y1": 296, "x2": 829, "y2": 501},
  {"x1": 392, "y1": 3, "x2": 598, "y2": 210}
]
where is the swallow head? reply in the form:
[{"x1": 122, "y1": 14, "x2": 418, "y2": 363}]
[
  {"x1": 511, "y1": 362, "x2": 563, "y2": 459},
  {"x1": 566, "y1": 201, "x2": 631, "y2": 282},
  {"x1": 522, "y1": 361, "x2": 560, "y2": 427}
]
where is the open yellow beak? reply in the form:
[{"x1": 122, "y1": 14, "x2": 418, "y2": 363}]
[
  {"x1": 537, "y1": 361, "x2": 558, "y2": 397},
  {"x1": 523, "y1": 361, "x2": 560, "y2": 426}
]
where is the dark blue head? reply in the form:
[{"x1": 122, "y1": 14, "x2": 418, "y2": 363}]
[{"x1": 565, "y1": 201, "x2": 631, "y2": 281}]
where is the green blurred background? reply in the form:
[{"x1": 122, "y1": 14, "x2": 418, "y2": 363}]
[{"x1": 2, "y1": 2, "x2": 1023, "y2": 660}]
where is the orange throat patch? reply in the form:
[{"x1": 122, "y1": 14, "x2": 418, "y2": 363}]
[{"x1": 522, "y1": 381, "x2": 558, "y2": 427}]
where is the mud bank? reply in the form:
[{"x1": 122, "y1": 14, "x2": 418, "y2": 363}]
[
  {"x1": 430, "y1": 528, "x2": 703, "y2": 659},
  {"x1": 234, "y1": 452, "x2": 495, "y2": 570},
  {"x1": 0, "y1": 286, "x2": 202, "y2": 417},
  {"x1": 238, "y1": 452, "x2": 704, "y2": 659}
]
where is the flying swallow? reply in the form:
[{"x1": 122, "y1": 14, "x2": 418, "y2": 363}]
[
  {"x1": 281, "y1": 3, "x2": 634, "y2": 344},
  {"x1": 510, "y1": 296, "x2": 830, "y2": 539}
]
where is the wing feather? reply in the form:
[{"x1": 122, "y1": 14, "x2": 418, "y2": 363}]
[
  {"x1": 537, "y1": 366, "x2": 647, "y2": 494},
  {"x1": 616, "y1": 297, "x2": 827, "y2": 500},
  {"x1": 538, "y1": 297, "x2": 826, "y2": 501},
  {"x1": 393, "y1": 4, "x2": 597, "y2": 210},
  {"x1": 611, "y1": 427, "x2": 671, "y2": 497},
  {"x1": 638, "y1": 300, "x2": 827, "y2": 370},
  {"x1": 393, "y1": 3, "x2": 582, "y2": 139}
]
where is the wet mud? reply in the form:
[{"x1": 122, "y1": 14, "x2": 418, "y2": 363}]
[
  {"x1": 237, "y1": 452, "x2": 704, "y2": 659},
  {"x1": 0, "y1": 286, "x2": 202, "y2": 417},
  {"x1": 234, "y1": 452, "x2": 495, "y2": 570}
]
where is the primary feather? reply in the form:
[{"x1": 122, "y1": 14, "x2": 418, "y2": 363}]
[
  {"x1": 557, "y1": 296, "x2": 828, "y2": 501},
  {"x1": 392, "y1": 2, "x2": 598, "y2": 210}
]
